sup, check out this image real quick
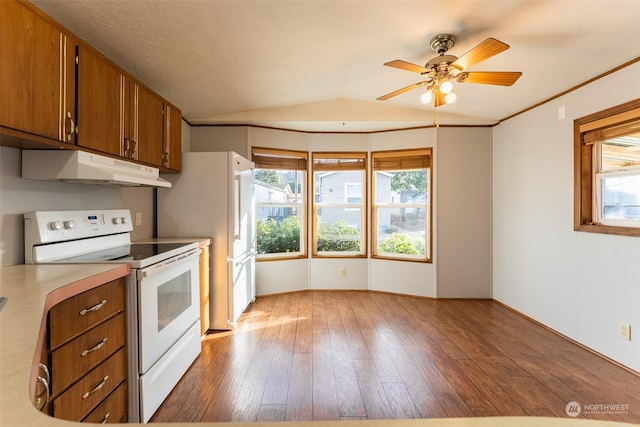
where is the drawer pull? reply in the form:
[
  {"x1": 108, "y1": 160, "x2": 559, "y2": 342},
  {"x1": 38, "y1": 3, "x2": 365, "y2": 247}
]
[
  {"x1": 100, "y1": 412, "x2": 110, "y2": 424},
  {"x1": 81, "y1": 337, "x2": 108, "y2": 357},
  {"x1": 82, "y1": 375, "x2": 109, "y2": 399},
  {"x1": 79, "y1": 299, "x2": 107, "y2": 316},
  {"x1": 35, "y1": 376, "x2": 49, "y2": 410}
]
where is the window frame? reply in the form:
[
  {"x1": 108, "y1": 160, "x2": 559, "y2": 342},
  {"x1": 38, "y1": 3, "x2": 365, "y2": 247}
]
[
  {"x1": 312, "y1": 152, "x2": 367, "y2": 258},
  {"x1": 574, "y1": 98, "x2": 640, "y2": 237},
  {"x1": 252, "y1": 147, "x2": 308, "y2": 260},
  {"x1": 371, "y1": 148, "x2": 432, "y2": 263}
]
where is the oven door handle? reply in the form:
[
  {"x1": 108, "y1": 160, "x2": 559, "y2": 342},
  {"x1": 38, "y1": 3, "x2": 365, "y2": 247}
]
[{"x1": 137, "y1": 248, "x2": 201, "y2": 280}]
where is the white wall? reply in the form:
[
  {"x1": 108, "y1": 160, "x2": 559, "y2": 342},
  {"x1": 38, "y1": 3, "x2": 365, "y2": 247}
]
[
  {"x1": 0, "y1": 146, "x2": 155, "y2": 266},
  {"x1": 492, "y1": 61, "x2": 640, "y2": 372},
  {"x1": 437, "y1": 127, "x2": 492, "y2": 298},
  {"x1": 191, "y1": 126, "x2": 249, "y2": 157}
]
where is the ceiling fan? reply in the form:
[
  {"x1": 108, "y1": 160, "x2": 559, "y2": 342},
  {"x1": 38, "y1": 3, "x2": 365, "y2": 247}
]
[{"x1": 377, "y1": 34, "x2": 522, "y2": 107}]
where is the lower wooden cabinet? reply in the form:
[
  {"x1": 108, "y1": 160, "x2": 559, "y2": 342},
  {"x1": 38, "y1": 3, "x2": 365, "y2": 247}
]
[{"x1": 37, "y1": 278, "x2": 128, "y2": 422}]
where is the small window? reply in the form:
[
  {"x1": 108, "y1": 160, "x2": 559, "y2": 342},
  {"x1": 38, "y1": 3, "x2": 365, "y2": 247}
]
[
  {"x1": 312, "y1": 152, "x2": 367, "y2": 257},
  {"x1": 574, "y1": 99, "x2": 640, "y2": 236},
  {"x1": 371, "y1": 149, "x2": 431, "y2": 262},
  {"x1": 252, "y1": 147, "x2": 307, "y2": 259}
]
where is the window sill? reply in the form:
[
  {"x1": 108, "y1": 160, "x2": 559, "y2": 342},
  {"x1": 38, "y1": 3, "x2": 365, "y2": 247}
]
[{"x1": 575, "y1": 223, "x2": 640, "y2": 237}]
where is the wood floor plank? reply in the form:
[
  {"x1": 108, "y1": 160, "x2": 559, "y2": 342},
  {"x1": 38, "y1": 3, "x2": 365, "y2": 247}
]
[
  {"x1": 256, "y1": 404, "x2": 286, "y2": 422},
  {"x1": 151, "y1": 291, "x2": 640, "y2": 424},
  {"x1": 285, "y1": 352, "x2": 313, "y2": 421},
  {"x1": 312, "y1": 333, "x2": 340, "y2": 421},
  {"x1": 352, "y1": 358, "x2": 395, "y2": 419}
]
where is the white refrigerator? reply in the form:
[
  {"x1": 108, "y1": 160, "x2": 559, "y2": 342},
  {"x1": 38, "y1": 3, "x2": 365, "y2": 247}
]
[{"x1": 157, "y1": 151, "x2": 256, "y2": 331}]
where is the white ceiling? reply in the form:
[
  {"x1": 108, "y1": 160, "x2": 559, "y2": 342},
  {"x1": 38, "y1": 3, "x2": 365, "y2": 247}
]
[{"x1": 32, "y1": 0, "x2": 640, "y2": 132}]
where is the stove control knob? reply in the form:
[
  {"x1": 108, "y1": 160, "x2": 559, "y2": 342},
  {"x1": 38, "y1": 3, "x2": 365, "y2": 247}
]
[
  {"x1": 64, "y1": 220, "x2": 76, "y2": 229},
  {"x1": 120, "y1": 217, "x2": 128, "y2": 224},
  {"x1": 112, "y1": 217, "x2": 121, "y2": 225},
  {"x1": 50, "y1": 221, "x2": 63, "y2": 230}
]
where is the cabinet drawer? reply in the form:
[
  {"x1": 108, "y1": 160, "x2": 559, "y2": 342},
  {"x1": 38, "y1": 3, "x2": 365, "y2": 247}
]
[
  {"x1": 53, "y1": 348, "x2": 127, "y2": 422},
  {"x1": 51, "y1": 313, "x2": 125, "y2": 396},
  {"x1": 49, "y1": 278, "x2": 125, "y2": 348},
  {"x1": 82, "y1": 382, "x2": 128, "y2": 424}
]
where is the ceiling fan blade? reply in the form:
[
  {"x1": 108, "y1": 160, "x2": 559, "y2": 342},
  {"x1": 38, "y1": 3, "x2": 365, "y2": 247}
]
[
  {"x1": 451, "y1": 38, "x2": 509, "y2": 70},
  {"x1": 384, "y1": 60, "x2": 429, "y2": 74},
  {"x1": 377, "y1": 81, "x2": 427, "y2": 101},
  {"x1": 457, "y1": 71, "x2": 522, "y2": 86}
]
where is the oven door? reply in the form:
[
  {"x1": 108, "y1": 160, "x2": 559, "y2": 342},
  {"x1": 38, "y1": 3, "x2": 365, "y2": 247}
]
[{"x1": 137, "y1": 248, "x2": 200, "y2": 373}]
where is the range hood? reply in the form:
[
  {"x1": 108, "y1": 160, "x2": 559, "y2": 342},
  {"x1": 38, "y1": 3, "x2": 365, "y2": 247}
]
[{"x1": 22, "y1": 150, "x2": 172, "y2": 188}]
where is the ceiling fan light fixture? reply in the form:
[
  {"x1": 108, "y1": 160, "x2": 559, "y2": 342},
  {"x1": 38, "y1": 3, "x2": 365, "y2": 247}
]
[
  {"x1": 420, "y1": 91, "x2": 433, "y2": 104},
  {"x1": 444, "y1": 92, "x2": 457, "y2": 104},
  {"x1": 439, "y1": 80, "x2": 453, "y2": 94}
]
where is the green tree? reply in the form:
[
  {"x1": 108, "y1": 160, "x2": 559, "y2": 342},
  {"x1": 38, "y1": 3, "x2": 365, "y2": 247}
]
[
  {"x1": 390, "y1": 170, "x2": 427, "y2": 192},
  {"x1": 257, "y1": 216, "x2": 300, "y2": 254},
  {"x1": 255, "y1": 169, "x2": 280, "y2": 186}
]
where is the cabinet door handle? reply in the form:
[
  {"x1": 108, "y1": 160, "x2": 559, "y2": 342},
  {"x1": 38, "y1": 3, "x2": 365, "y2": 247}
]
[
  {"x1": 100, "y1": 412, "x2": 110, "y2": 424},
  {"x1": 130, "y1": 139, "x2": 138, "y2": 158},
  {"x1": 79, "y1": 299, "x2": 107, "y2": 316},
  {"x1": 65, "y1": 112, "x2": 75, "y2": 141},
  {"x1": 123, "y1": 135, "x2": 130, "y2": 158},
  {"x1": 82, "y1": 375, "x2": 109, "y2": 399},
  {"x1": 81, "y1": 337, "x2": 108, "y2": 357}
]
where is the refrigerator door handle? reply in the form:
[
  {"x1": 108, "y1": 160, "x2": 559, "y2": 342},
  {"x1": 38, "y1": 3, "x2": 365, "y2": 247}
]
[
  {"x1": 233, "y1": 176, "x2": 241, "y2": 241},
  {"x1": 228, "y1": 251, "x2": 256, "y2": 266}
]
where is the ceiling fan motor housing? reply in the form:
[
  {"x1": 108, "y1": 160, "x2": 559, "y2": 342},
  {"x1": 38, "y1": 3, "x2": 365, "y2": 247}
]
[{"x1": 430, "y1": 34, "x2": 456, "y2": 54}]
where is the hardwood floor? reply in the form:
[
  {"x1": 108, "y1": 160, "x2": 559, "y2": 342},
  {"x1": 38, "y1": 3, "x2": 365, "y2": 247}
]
[{"x1": 150, "y1": 291, "x2": 640, "y2": 423}]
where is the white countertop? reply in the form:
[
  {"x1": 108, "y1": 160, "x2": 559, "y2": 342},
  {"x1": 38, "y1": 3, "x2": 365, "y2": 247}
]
[{"x1": 0, "y1": 263, "x2": 635, "y2": 427}]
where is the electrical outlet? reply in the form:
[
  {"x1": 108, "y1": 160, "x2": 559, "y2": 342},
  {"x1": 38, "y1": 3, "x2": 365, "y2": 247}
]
[
  {"x1": 339, "y1": 267, "x2": 346, "y2": 277},
  {"x1": 135, "y1": 212, "x2": 143, "y2": 226},
  {"x1": 619, "y1": 322, "x2": 631, "y2": 341}
]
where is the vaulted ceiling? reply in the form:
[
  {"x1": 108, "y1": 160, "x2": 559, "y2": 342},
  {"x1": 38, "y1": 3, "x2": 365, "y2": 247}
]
[{"x1": 32, "y1": 0, "x2": 640, "y2": 132}]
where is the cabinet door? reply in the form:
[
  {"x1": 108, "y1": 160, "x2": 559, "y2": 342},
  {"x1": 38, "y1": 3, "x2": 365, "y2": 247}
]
[
  {"x1": 163, "y1": 103, "x2": 182, "y2": 171},
  {"x1": 76, "y1": 45, "x2": 122, "y2": 157},
  {"x1": 133, "y1": 83, "x2": 164, "y2": 166},
  {"x1": 0, "y1": 1, "x2": 75, "y2": 143}
]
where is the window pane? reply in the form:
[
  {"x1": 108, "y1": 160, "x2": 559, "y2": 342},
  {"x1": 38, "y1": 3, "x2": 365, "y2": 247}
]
[
  {"x1": 256, "y1": 168, "x2": 304, "y2": 255},
  {"x1": 257, "y1": 213, "x2": 302, "y2": 254},
  {"x1": 601, "y1": 174, "x2": 640, "y2": 222},
  {"x1": 376, "y1": 207, "x2": 426, "y2": 256},
  {"x1": 374, "y1": 168, "x2": 429, "y2": 259},
  {"x1": 314, "y1": 166, "x2": 365, "y2": 255},
  {"x1": 316, "y1": 208, "x2": 362, "y2": 252}
]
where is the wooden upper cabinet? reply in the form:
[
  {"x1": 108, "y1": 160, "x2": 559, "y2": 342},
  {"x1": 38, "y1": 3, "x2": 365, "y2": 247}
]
[
  {"x1": 163, "y1": 103, "x2": 182, "y2": 172},
  {"x1": 0, "y1": 0, "x2": 76, "y2": 144},
  {"x1": 130, "y1": 82, "x2": 164, "y2": 166},
  {"x1": 76, "y1": 45, "x2": 122, "y2": 157},
  {"x1": 1, "y1": 0, "x2": 182, "y2": 172}
]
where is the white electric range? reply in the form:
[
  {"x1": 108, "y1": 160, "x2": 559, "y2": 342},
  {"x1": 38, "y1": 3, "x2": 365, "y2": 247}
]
[{"x1": 24, "y1": 209, "x2": 202, "y2": 423}]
